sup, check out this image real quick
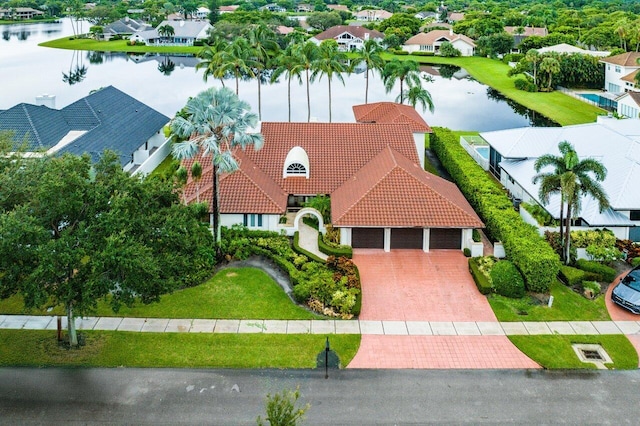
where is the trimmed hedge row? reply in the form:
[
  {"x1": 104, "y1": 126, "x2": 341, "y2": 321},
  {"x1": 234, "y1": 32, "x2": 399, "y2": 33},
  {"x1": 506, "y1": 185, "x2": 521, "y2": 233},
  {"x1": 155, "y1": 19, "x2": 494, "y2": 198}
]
[
  {"x1": 293, "y1": 231, "x2": 327, "y2": 263},
  {"x1": 431, "y1": 127, "x2": 560, "y2": 293},
  {"x1": 318, "y1": 234, "x2": 353, "y2": 258},
  {"x1": 468, "y1": 258, "x2": 492, "y2": 295},
  {"x1": 575, "y1": 259, "x2": 617, "y2": 283}
]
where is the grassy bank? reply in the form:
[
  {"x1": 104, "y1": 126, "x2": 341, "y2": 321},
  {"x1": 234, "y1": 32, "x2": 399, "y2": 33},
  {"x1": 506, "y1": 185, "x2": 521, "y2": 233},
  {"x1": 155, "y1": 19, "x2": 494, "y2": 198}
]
[
  {"x1": 0, "y1": 267, "x2": 319, "y2": 320},
  {"x1": 39, "y1": 37, "x2": 201, "y2": 54},
  {"x1": 0, "y1": 330, "x2": 360, "y2": 368},
  {"x1": 509, "y1": 335, "x2": 638, "y2": 369}
]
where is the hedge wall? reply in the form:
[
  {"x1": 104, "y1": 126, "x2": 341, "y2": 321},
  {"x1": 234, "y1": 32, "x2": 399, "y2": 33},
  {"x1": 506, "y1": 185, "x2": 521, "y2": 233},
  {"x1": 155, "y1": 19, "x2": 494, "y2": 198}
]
[
  {"x1": 431, "y1": 127, "x2": 560, "y2": 293},
  {"x1": 318, "y1": 234, "x2": 353, "y2": 258}
]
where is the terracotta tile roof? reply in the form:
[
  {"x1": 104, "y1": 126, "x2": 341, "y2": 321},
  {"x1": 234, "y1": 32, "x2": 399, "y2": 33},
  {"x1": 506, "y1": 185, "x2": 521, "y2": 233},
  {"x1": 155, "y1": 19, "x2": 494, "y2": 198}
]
[
  {"x1": 313, "y1": 25, "x2": 384, "y2": 41},
  {"x1": 332, "y1": 146, "x2": 483, "y2": 228},
  {"x1": 504, "y1": 26, "x2": 548, "y2": 37},
  {"x1": 404, "y1": 30, "x2": 475, "y2": 47},
  {"x1": 600, "y1": 52, "x2": 640, "y2": 67},
  {"x1": 621, "y1": 69, "x2": 639, "y2": 83},
  {"x1": 353, "y1": 102, "x2": 432, "y2": 133}
]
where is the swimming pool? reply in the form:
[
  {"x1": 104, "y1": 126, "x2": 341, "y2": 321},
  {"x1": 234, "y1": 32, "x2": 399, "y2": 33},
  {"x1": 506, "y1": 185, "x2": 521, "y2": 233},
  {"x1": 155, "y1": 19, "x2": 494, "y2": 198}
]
[
  {"x1": 580, "y1": 93, "x2": 600, "y2": 102},
  {"x1": 475, "y1": 146, "x2": 490, "y2": 160},
  {"x1": 579, "y1": 93, "x2": 617, "y2": 111}
]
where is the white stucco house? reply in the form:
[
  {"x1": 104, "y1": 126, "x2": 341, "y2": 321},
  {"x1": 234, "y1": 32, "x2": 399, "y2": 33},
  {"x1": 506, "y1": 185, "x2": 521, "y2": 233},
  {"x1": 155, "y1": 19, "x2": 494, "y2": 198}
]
[
  {"x1": 180, "y1": 117, "x2": 482, "y2": 252},
  {"x1": 479, "y1": 116, "x2": 640, "y2": 241},
  {"x1": 403, "y1": 30, "x2": 475, "y2": 56},
  {"x1": 536, "y1": 43, "x2": 610, "y2": 58},
  {"x1": 600, "y1": 52, "x2": 640, "y2": 94},
  {"x1": 617, "y1": 91, "x2": 640, "y2": 119},
  {"x1": 130, "y1": 20, "x2": 212, "y2": 46},
  {"x1": 310, "y1": 25, "x2": 384, "y2": 51},
  {"x1": 354, "y1": 9, "x2": 392, "y2": 21}
]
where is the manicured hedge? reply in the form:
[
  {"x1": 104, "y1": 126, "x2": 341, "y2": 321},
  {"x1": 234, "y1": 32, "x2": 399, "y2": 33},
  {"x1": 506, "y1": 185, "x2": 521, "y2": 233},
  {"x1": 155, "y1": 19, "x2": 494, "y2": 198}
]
[
  {"x1": 318, "y1": 234, "x2": 353, "y2": 258},
  {"x1": 559, "y1": 265, "x2": 599, "y2": 287},
  {"x1": 575, "y1": 259, "x2": 617, "y2": 283},
  {"x1": 468, "y1": 258, "x2": 492, "y2": 295},
  {"x1": 431, "y1": 127, "x2": 560, "y2": 293},
  {"x1": 491, "y1": 260, "x2": 525, "y2": 298},
  {"x1": 293, "y1": 231, "x2": 327, "y2": 263}
]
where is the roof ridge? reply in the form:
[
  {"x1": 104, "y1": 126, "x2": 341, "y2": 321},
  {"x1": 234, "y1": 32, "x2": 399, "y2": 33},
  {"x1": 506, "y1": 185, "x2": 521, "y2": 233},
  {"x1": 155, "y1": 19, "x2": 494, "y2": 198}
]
[
  {"x1": 20, "y1": 104, "x2": 43, "y2": 148},
  {"x1": 236, "y1": 155, "x2": 285, "y2": 210}
]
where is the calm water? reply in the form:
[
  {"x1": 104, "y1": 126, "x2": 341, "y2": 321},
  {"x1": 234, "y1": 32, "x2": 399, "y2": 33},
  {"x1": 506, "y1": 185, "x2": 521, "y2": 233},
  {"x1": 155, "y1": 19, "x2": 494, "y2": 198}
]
[{"x1": 1, "y1": 20, "x2": 554, "y2": 130}]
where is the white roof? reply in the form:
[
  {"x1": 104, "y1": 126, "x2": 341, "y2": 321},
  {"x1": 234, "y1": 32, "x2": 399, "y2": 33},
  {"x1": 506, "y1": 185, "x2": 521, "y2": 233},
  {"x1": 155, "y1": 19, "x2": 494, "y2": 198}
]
[
  {"x1": 480, "y1": 117, "x2": 640, "y2": 224},
  {"x1": 536, "y1": 43, "x2": 610, "y2": 58}
]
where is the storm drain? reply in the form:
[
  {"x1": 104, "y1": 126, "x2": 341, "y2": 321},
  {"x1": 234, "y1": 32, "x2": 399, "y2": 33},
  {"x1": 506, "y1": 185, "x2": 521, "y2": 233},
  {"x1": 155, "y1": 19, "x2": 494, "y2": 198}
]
[{"x1": 572, "y1": 344, "x2": 612, "y2": 369}]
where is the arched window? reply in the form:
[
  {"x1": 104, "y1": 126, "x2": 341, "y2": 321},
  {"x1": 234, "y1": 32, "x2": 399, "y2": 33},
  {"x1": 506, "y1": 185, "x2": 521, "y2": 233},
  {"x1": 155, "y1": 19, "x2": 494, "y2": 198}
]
[{"x1": 286, "y1": 163, "x2": 306, "y2": 175}]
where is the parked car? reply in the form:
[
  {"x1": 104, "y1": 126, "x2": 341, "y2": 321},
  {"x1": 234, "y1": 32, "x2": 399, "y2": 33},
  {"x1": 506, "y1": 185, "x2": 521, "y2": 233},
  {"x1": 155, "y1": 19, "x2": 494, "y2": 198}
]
[{"x1": 611, "y1": 266, "x2": 640, "y2": 314}]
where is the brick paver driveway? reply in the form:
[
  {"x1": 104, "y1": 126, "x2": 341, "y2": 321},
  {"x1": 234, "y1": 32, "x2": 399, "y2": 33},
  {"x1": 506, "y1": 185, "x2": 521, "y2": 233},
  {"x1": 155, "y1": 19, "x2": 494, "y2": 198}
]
[{"x1": 348, "y1": 250, "x2": 539, "y2": 369}]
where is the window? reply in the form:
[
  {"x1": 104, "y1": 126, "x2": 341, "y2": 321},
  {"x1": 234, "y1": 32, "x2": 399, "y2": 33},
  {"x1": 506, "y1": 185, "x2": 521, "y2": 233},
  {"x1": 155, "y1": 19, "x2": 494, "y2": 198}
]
[
  {"x1": 615, "y1": 66, "x2": 621, "y2": 73},
  {"x1": 286, "y1": 163, "x2": 306, "y2": 175},
  {"x1": 243, "y1": 214, "x2": 263, "y2": 227},
  {"x1": 630, "y1": 210, "x2": 640, "y2": 221}
]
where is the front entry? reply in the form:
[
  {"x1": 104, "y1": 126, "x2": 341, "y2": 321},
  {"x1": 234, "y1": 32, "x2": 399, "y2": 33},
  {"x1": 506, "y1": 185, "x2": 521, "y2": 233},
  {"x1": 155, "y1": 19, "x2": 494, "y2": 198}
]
[{"x1": 390, "y1": 228, "x2": 423, "y2": 249}]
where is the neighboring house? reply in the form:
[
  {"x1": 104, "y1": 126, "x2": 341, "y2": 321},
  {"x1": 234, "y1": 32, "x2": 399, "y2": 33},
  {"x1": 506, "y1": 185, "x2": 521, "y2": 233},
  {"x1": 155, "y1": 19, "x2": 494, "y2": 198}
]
[
  {"x1": 102, "y1": 17, "x2": 152, "y2": 40},
  {"x1": 478, "y1": 116, "x2": 640, "y2": 241},
  {"x1": 600, "y1": 52, "x2": 640, "y2": 94},
  {"x1": 276, "y1": 25, "x2": 295, "y2": 35},
  {"x1": 616, "y1": 91, "x2": 640, "y2": 119},
  {"x1": 327, "y1": 4, "x2": 350, "y2": 12},
  {"x1": 0, "y1": 7, "x2": 44, "y2": 20},
  {"x1": 403, "y1": 29, "x2": 475, "y2": 56},
  {"x1": 354, "y1": 9, "x2": 392, "y2": 21},
  {"x1": 180, "y1": 122, "x2": 482, "y2": 252},
  {"x1": 195, "y1": 7, "x2": 210, "y2": 20},
  {"x1": 296, "y1": 3, "x2": 313, "y2": 12},
  {"x1": 0, "y1": 86, "x2": 170, "y2": 175},
  {"x1": 536, "y1": 43, "x2": 610, "y2": 58},
  {"x1": 415, "y1": 11, "x2": 438, "y2": 20},
  {"x1": 130, "y1": 20, "x2": 212, "y2": 46},
  {"x1": 504, "y1": 26, "x2": 548, "y2": 49},
  {"x1": 446, "y1": 12, "x2": 464, "y2": 23},
  {"x1": 352, "y1": 102, "x2": 433, "y2": 169},
  {"x1": 259, "y1": 4, "x2": 286, "y2": 12},
  {"x1": 311, "y1": 25, "x2": 384, "y2": 51},
  {"x1": 219, "y1": 5, "x2": 239, "y2": 14}
]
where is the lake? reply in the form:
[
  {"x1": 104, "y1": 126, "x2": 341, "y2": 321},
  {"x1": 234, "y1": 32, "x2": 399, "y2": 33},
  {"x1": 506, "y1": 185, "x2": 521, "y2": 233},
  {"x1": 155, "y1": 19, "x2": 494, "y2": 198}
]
[{"x1": 0, "y1": 20, "x2": 555, "y2": 130}]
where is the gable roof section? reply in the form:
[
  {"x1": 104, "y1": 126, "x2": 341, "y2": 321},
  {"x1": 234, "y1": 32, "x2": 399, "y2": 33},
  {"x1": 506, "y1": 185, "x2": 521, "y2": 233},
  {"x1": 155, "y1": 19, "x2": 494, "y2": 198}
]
[
  {"x1": 621, "y1": 69, "x2": 639, "y2": 83},
  {"x1": 600, "y1": 52, "x2": 640, "y2": 67},
  {"x1": 352, "y1": 102, "x2": 432, "y2": 133},
  {"x1": 0, "y1": 104, "x2": 72, "y2": 151},
  {"x1": 313, "y1": 25, "x2": 384, "y2": 41},
  {"x1": 619, "y1": 91, "x2": 640, "y2": 107},
  {"x1": 404, "y1": 30, "x2": 475, "y2": 47},
  {"x1": 504, "y1": 26, "x2": 548, "y2": 37},
  {"x1": 332, "y1": 146, "x2": 483, "y2": 227}
]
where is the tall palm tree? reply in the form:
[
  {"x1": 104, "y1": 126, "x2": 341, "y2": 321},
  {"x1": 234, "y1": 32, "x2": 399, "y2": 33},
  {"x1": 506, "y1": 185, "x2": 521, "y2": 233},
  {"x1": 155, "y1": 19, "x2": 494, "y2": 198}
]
[
  {"x1": 157, "y1": 24, "x2": 175, "y2": 43},
  {"x1": 216, "y1": 38, "x2": 257, "y2": 95},
  {"x1": 311, "y1": 39, "x2": 347, "y2": 123},
  {"x1": 196, "y1": 39, "x2": 229, "y2": 88},
  {"x1": 271, "y1": 44, "x2": 304, "y2": 122},
  {"x1": 246, "y1": 24, "x2": 279, "y2": 121},
  {"x1": 352, "y1": 39, "x2": 385, "y2": 104},
  {"x1": 382, "y1": 59, "x2": 421, "y2": 104},
  {"x1": 525, "y1": 49, "x2": 540, "y2": 87},
  {"x1": 539, "y1": 56, "x2": 560, "y2": 92},
  {"x1": 170, "y1": 87, "x2": 263, "y2": 244},
  {"x1": 292, "y1": 41, "x2": 320, "y2": 122},
  {"x1": 396, "y1": 84, "x2": 434, "y2": 113},
  {"x1": 533, "y1": 141, "x2": 609, "y2": 264}
]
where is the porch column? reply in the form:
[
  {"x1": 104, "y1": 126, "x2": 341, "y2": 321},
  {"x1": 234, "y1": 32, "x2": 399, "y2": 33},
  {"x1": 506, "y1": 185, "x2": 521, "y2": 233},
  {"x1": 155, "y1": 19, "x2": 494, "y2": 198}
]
[
  {"x1": 384, "y1": 228, "x2": 391, "y2": 252},
  {"x1": 423, "y1": 228, "x2": 430, "y2": 253}
]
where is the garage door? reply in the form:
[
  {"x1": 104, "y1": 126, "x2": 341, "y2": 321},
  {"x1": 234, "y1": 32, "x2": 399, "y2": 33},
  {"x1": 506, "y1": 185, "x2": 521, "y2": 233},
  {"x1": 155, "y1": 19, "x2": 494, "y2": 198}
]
[
  {"x1": 390, "y1": 228, "x2": 423, "y2": 249},
  {"x1": 352, "y1": 228, "x2": 384, "y2": 248},
  {"x1": 429, "y1": 229, "x2": 462, "y2": 249}
]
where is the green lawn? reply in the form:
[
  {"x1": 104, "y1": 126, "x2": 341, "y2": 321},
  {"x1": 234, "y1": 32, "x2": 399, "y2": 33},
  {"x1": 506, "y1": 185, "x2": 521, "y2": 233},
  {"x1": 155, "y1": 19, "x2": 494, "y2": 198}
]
[
  {"x1": 39, "y1": 37, "x2": 201, "y2": 54},
  {"x1": 0, "y1": 267, "x2": 320, "y2": 320},
  {"x1": 509, "y1": 335, "x2": 638, "y2": 369},
  {"x1": 488, "y1": 280, "x2": 610, "y2": 321},
  {"x1": 0, "y1": 330, "x2": 360, "y2": 368},
  {"x1": 391, "y1": 55, "x2": 604, "y2": 127}
]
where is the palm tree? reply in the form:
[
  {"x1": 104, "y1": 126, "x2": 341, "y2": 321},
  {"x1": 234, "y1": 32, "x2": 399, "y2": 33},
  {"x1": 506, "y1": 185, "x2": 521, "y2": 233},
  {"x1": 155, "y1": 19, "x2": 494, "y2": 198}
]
[
  {"x1": 216, "y1": 38, "x2": 257, "y2": 95},
  {"x1": 539, "y1": 56, "x2": 560, "y2": 92},
  {"x1": 533, "y1": 141, "x2": 609, "y2": 264},
  {"x1": 292, "y1": 41, "x2": 320, "y2": 122},
  {"x1": 157, "y1": 24, "x2": 175, "y2": 43},
  {"x1": 271, "y1": 44, "x2": 304, "y2": 122},
  {"x1": 352, "y1": 39, "x2": 385, "y2": 104},
  {"x1": 397, "y1": 84, "x2": 434, "y2": 113},
  {"x1": 196, "y1": 39, "x2": 229, "y2": 88},
  {"x1": 311, "y1": 39, "x2": 347, "y2": 123},
  {"x1": 525, "y1": 49, "x2": 540, "y2": 87},
  {"x1": 158, "y1": 56, "x2": 175, "y2": 75},
  {"x1": 170, "y1": 87, "x2": 263, "y2": 244},
  {"x1": 247, "y1": 24, "x2": 279, "y2": 121},
  {"x1": 382, "y1": 59, "x2": 421, "y2": 104}
]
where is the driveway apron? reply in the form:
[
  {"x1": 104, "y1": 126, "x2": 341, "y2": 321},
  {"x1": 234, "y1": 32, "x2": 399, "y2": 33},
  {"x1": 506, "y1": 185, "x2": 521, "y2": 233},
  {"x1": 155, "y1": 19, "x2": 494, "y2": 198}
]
[
  {"x1": 348, "y1": 250, "x2": 539, "y2": 369},
  {"x1": 606, "y1": 271, "x2": 640, "y2": 367}
]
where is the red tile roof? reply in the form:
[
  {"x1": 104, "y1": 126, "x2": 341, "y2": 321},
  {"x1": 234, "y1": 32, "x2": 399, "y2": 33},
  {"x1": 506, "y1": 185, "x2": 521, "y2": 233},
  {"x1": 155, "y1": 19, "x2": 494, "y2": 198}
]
[
  {"x1": 313, "y1": 25, "x2": 384, "y2": 42},
  {"x1": 353, "y1": 102, "x2": 433, "y2": 133},
  {"x1": 332, "y1": 146, "x2": 483, "y2": 227},
  {"x1": 504, "y1": 26, "x2": 548, "y2": 37}
]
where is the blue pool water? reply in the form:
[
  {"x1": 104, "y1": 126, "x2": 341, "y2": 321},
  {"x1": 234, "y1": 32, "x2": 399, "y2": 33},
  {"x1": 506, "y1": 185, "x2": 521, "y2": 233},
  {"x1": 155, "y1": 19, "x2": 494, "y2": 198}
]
[
  {"x1": 580, "y1": 93, "x2": 600, "y2": 102},
  {"x1": 475, "y1": 146, "x2": 490, "y2": 160},
  {"x1": 579, "y1": 93, "x2": 617, "y2": 111}
]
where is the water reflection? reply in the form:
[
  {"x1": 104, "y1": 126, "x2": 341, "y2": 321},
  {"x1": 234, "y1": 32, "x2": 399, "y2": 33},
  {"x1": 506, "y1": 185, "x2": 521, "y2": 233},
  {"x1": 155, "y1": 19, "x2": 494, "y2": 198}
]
[
  {"x1": 486, "y1": 88, "x2": 559, "y2": 127},
  {"x1": 62, "y1": 51, "x2": 88, "y2": 85},
  {"x1": 158, "y1": 56, "x2": 175, "y2": 76}
]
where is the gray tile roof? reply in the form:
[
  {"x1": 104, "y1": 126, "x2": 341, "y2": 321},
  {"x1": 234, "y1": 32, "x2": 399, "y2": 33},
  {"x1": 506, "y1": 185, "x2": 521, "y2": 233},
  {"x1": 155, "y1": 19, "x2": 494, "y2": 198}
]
[{"x1": 0, "y1": 86, "x2": 169, "y2": 166}]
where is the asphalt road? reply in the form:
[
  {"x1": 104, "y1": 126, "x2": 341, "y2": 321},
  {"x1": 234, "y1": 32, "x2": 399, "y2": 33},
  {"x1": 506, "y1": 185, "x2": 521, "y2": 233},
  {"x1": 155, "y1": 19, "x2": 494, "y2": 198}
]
[{"x1": 0, "y1": 368, "x2": 639, "y2": 425}]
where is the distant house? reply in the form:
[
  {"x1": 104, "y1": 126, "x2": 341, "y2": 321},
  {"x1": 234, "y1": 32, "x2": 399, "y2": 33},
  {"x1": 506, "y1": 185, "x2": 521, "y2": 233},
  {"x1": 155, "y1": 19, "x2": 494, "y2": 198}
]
[
  {"x1": 0, "y1": 7, "x2": 44, "y2": 20},
  {"x1": 259, "y1": 4, "x2": 286, "y2": 12},
  {"x1": 0, "y1": 86, "x2": 170, "y2": 175},
  {"x1": 415, "y1": 11, "x2": 438, "y2": 20},
  {"x1": 403, "y1": 29, "x2": 475, "y2": 56},
  {"x1": 195, "y1": 7, "x2": 210, "y2": 20},
  {"x1": 296, "y1": 3, "x2": 313, "y2": 12},
  {"x1": 446, "y1": 12, "x2": 464, "y2": 23},
  {"x1": 130, "y1": 20, "x2": 212, "y2": 46},
  {"x1": 311, "y1": 25, "x2": 384, "y2": 51},
  {"x1": 600, "y1": 52, "x2": 640, "y2": 94},
  {"x1": 354, "y1": 9, "x2": 392, "y2": 21},
  {"x1": 219, "y1": 5, "x2": 239, "y2": 14},
  {"x1": 504, "y1": 26, "x2": 548, "y2": 49},
  {"x1": 617, "y1": 92, "x2": 640, "y2": 119},
  {"x1": 103, "y1": 17, "x2": 152, "y2": 40},
  {"x1": 327, "y1": 4, "x2": 350, "y2": 12},
  {"x1": 276, "y1": 25, "x2": 295, "y2": 35},
  {"x1": 536, "y1": 43, "x2": 610, "y2": 58},
  {"x1": 479, "y1": 116, "x2": 640, "y2": 241}
]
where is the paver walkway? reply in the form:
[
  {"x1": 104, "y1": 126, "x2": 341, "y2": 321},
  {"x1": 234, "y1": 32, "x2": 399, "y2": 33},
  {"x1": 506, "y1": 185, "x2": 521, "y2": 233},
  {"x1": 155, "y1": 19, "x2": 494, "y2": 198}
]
[
  {"x1": 2, "y1": 315, "x2": 640, "y2": 336},
  {"x1": 297, "y1": 222, "x2": 327, "y2": 261}
]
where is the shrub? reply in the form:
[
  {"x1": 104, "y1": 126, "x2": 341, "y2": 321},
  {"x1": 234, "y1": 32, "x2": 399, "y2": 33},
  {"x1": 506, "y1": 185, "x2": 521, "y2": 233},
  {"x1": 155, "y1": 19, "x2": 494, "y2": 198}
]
[
  {"x1": 503, "y1": 53, "x2": 524, "y2": 63},
  {"x1": 586, "y1": 244, "x2": 623, "y2": 263},
  {"x1": 559, "y1": 265, "x2": 595, "y2": 287},
  {"x1": 491, "y1": 260, "x2": 525, "y2": 298},
  {"x1": 318, "y1": 234, "x2": 352, "y2": 258},
  {"x1": 514, "y1": 78, "x2": 537, "y2": 92},
  {"x1": 616, "y1": 239, "x2": 640, "y2": 263},
  {"x1": 410, "y1": 51, "x2": 434, "y2": 56},
  {"x1": 463, "y1": 247, "x2": 471, "y2": 257},
  {"x1": 633, "y1": 257, "x2": 640, "y2": 267},
  {"x1": 582, "y1": 280, "x2": 601, "y2": 299},
  {"x1": 468, "y1": 257, "x2": 493, "y2": 295},
  {"x1": 431, "y1": 127, "x2": 559, "y2": 293},
  {"x1": 575, "y1": 259, "x2": 617, "y2": 283},
  {"x1": 394, "y1": 49, "x2": 409, "y2": 55},
  {"x1": 521, "y1": 202, "x2": 556, "y2": 226},
  {"x1": 472, "y1": 229, "x2": 481, "y2": 242},
  {"x1": 572, "y1": 229, "x2": 616, "y2": 248}
]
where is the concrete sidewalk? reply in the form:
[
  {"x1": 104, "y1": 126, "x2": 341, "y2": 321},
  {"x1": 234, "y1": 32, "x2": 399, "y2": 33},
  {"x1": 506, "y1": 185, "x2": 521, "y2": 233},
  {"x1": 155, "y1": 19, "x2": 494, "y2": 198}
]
[{"x1": 2, "y1": 314, "x2": 640, "y2": 336}]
